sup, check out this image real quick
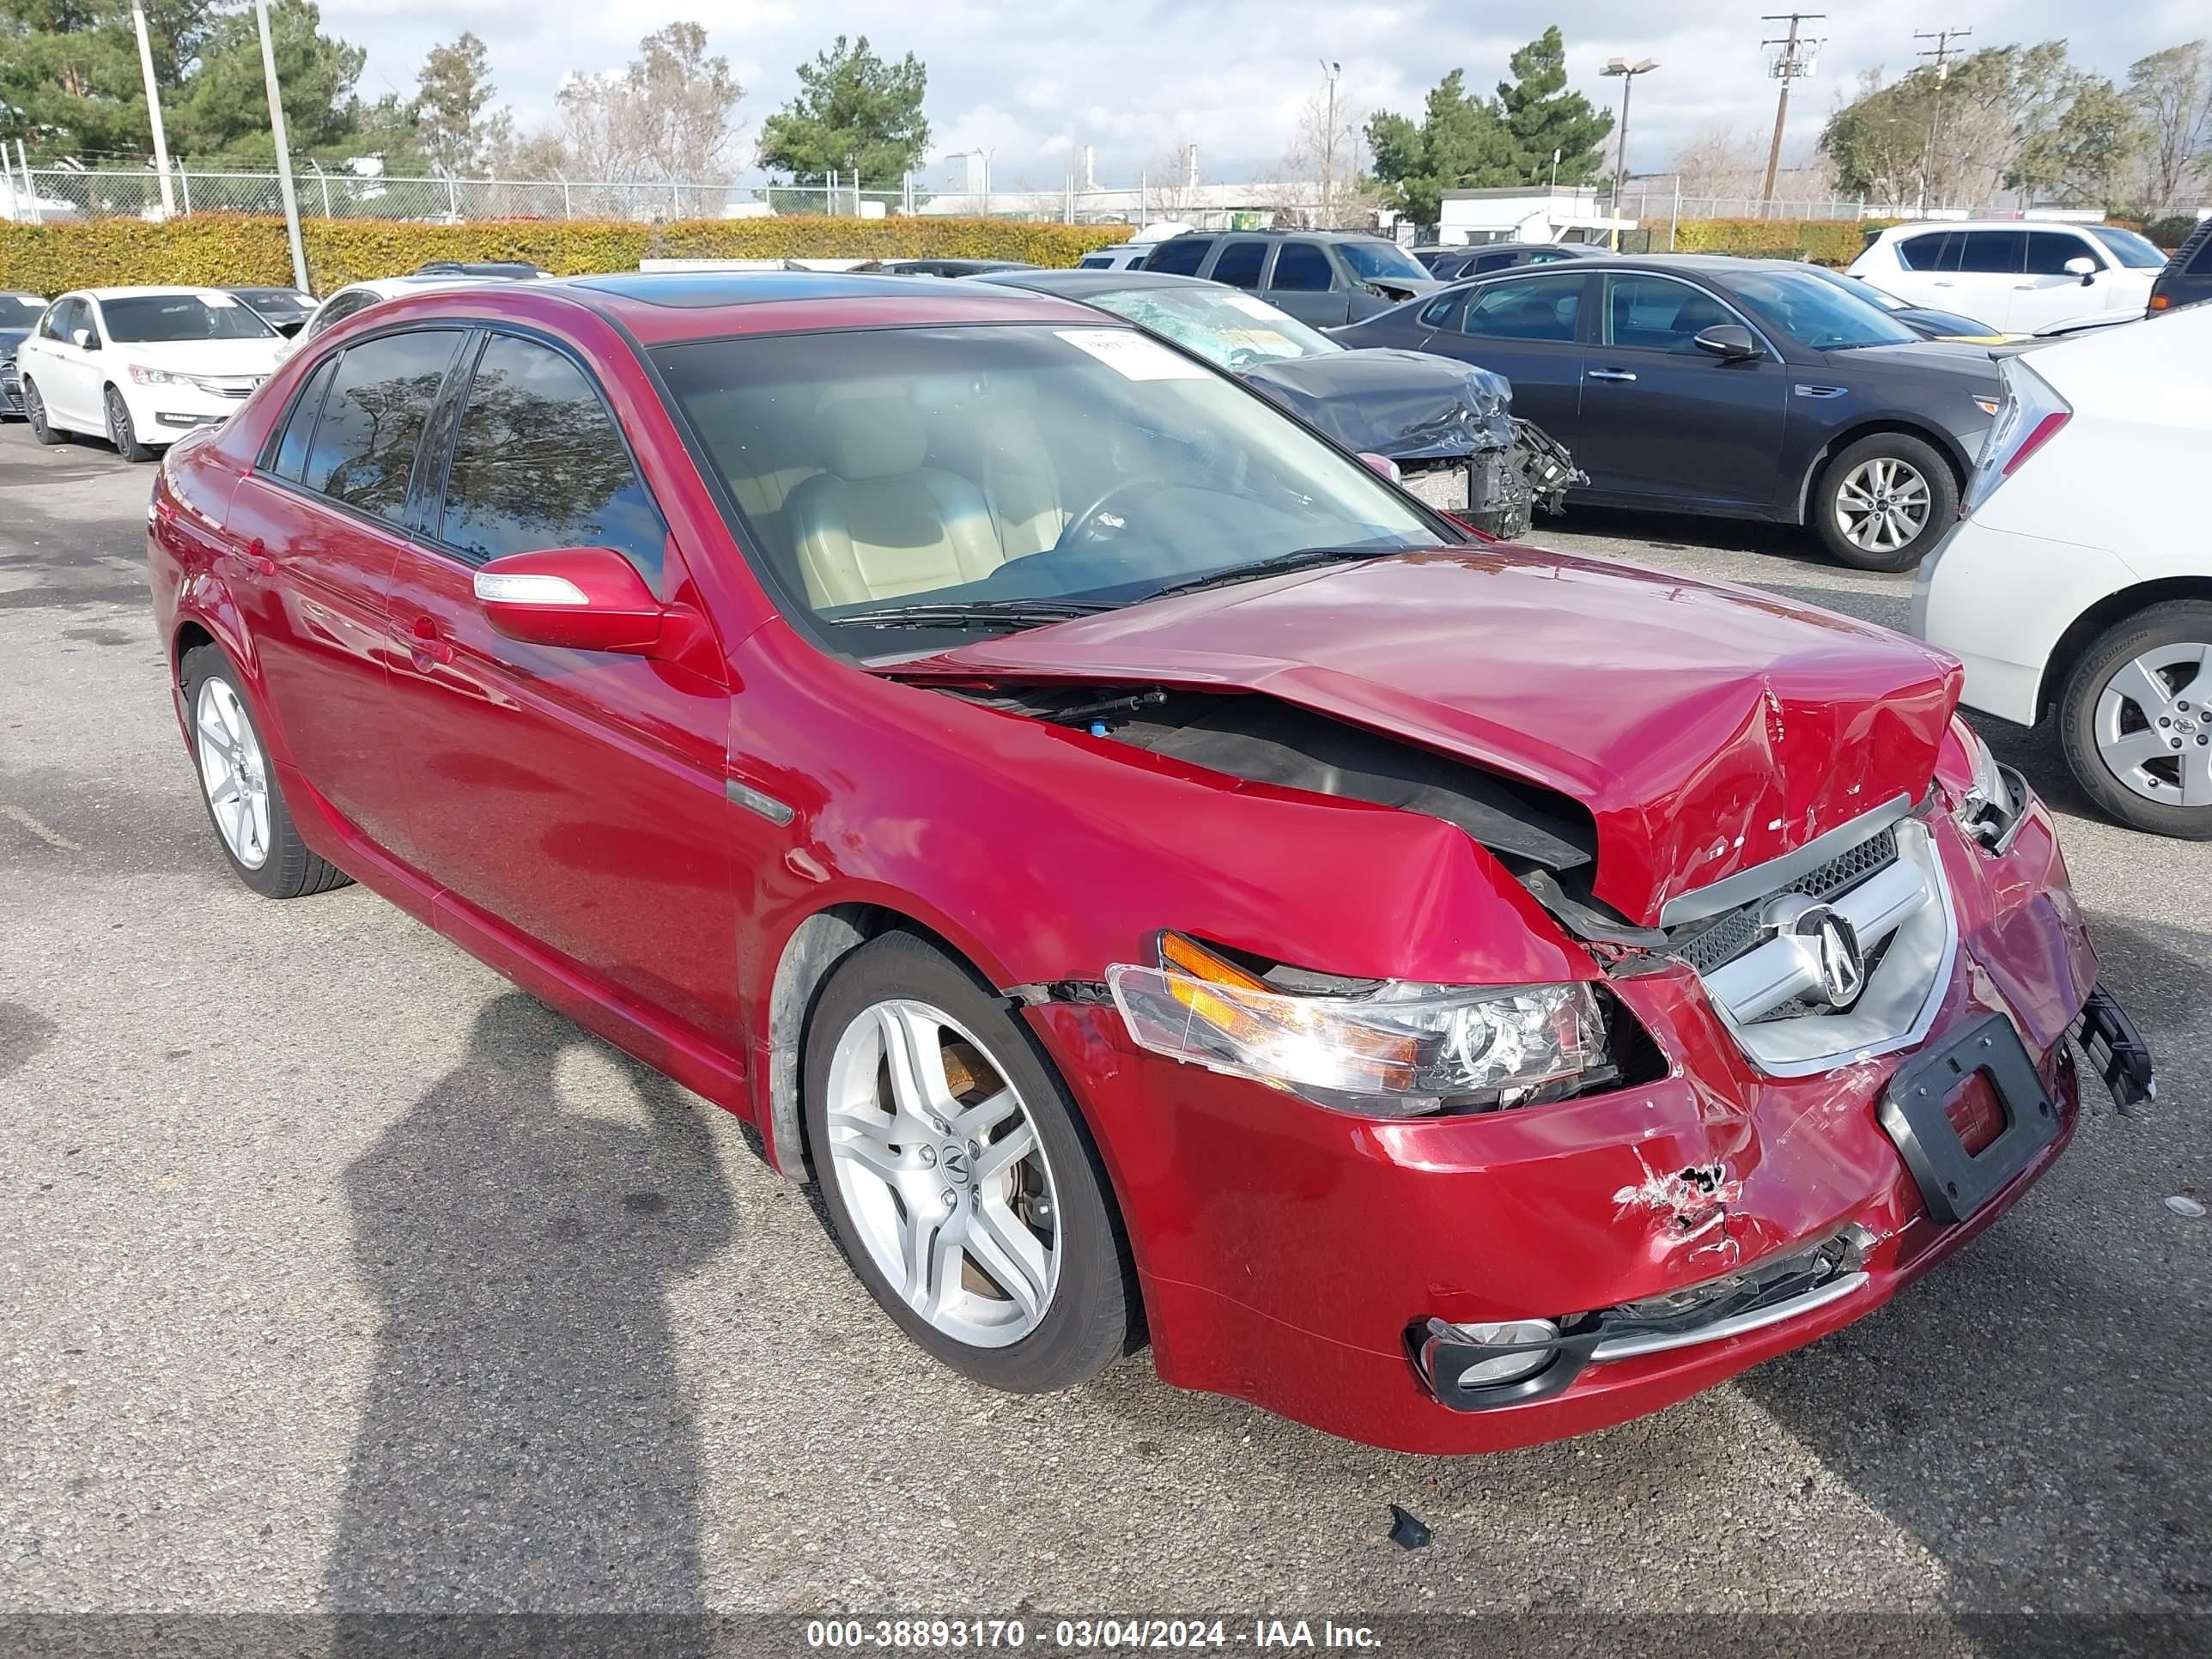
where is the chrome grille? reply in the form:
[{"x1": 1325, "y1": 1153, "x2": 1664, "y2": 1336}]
[
  {"x1": 1670, "y1": 824, "x2": 1899, "y2": 977},
  {"x1": 1667, "y1": 811, "x2": 1958, "y2": 1078}
]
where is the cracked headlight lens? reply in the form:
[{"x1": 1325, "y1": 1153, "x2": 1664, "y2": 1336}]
[
  {"x1": 1950, "y1": 717, "x2": 2020, "y2": 847},
  {"x1": 1107, "y1": 933, "x2": 1609, "y2": 1116}
]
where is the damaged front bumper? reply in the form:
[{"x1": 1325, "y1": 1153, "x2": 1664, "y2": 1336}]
[
  {"x1": 1398, "y1": 418, "x2": 1587, "y2": 540},
  {"x1": 1023, "y1": 793, "x2": 2138, "y2": 1454}
]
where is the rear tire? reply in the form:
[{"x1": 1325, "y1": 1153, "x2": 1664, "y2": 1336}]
[
  {"x1": 803, "y1": 930, "x2": 1136, "y2": 1394},
  {"x1": 104, "y1": 385, "x2": 153, "y2": 463},
  {"x1": 180, "y1": 645, "x2": 353, "y2": 896},
  {"x1": 1813, "y1": 433, "x2": 1958, "y2": 573},
  {"x1": 2058, "y1": 600, "x2": 2212, "y2": 839},
  {"x1": 23, "y1": 378, "x2": 65, "y2": 445}
]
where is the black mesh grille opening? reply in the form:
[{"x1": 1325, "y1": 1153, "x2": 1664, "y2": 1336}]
[{"x1": 1667, "y1": 824, "x2": 1901, "y2": 980}]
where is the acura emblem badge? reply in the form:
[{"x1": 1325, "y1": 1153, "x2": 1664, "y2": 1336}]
[{"x1": 1805, "y1": 907, "x2": 1865, "y2": 1007}]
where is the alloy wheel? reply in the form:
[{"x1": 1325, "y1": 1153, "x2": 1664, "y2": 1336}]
[
  {"x1": 1832, "y1": 456, "x2": 1932, "y2": 556},
  {"x1": 194, "y1": 677, "x2": 272, "y2": 868},
  {"x1": 823, "y1": 999, "x2": 1061, "y2": 1349},
  {"x1": 106, "y1": 389, "x2": 131, "y2": 452},
  {"x1": 2094, "y1": 642, "x2": 2212, "y2": 808}
]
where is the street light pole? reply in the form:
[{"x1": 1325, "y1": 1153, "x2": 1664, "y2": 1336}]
[
  {"x1": 1319, "y1": 59, "x2": 1340, "y2": 227},
  {"x1": 1601, "y1": 58, "x2": 1659, "y2": 251},
  {"x1": 129, "y1": 0, "x2": 177, "y2": 216},
  {"x1": 253, "y1": 0, "x2": 311, "y2": 292}
]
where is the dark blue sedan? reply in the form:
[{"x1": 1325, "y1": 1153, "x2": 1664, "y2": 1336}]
[{"x1": 1334, "y1": 256, "x2": 2004, "y2": 570}]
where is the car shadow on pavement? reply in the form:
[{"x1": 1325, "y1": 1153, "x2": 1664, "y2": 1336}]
[{"x1": 325, "y1": 990, "x2": 737, "y2": 1635}]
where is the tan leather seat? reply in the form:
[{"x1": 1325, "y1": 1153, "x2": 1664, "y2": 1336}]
[
  {"x1": 787, "y1": 395, "x2": 1008, "y2": 606},
  {"x1": 981, "y1": 410, "x2": 1067, "y2": 559}
]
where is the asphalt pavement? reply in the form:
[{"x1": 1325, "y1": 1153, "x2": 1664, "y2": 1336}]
[{"x1": 1, "y1": 427, "x2": 2205, "y2": 1640}]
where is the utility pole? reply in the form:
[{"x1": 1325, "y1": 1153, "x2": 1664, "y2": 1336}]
[
  {"x1": 1759, "y1": 14, "x2": 1824, "y2": 218},
  {"x1": 253, "y1": 0, "x2": 310, "y2": 291},
  {"x1": 1318, "y1": 59, "x2": 1340, "y2": 228},
  {"x1": 129, "y1": 0, "x2": 177, "y2": 216},
  {"x1": 1914, "y1": 26, "x2": 1972, "y2": 212}
]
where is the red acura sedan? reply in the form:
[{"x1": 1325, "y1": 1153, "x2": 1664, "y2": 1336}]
[{"x1": 148, "y1": 272, "x2": 2151, "y2": 1453}]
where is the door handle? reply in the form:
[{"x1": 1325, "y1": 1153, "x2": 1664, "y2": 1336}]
[
  {"x1": 398, "y1": 615, "x2": 453, "y2": 666},
  {"x1": 1586, "y1": 368, "x2": 1638, "y2": 383},
  {"x1": 220, "y1": 536, "x2": 275, "y2": 577}
]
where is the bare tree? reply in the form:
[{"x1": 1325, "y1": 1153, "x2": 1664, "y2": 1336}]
[
  {"x1": 1144, "y1": 140, "x2": 1205, "y2": 221},
  {"x1": 552, "y1": 21, "x2": 744, "y2": 215},
  {"x1": 1271, "y1": 87, "x2": 1385, "y2": 227},
  {"x1": 1667, "y1": 123, "x2": 1765, "y2": 198},
  {"x1": 2127, "y1": 41, "x2": 2212, "y2": 209}
]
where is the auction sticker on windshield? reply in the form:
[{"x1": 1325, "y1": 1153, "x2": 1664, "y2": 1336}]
[
  {"x1": 201, "y1": 292, "x2": 238, "y2": 307},
  {"x1": 1055, "y1": 328, "x2": 1209, "y2": 380},
  {"x1": 1224, "y1": 293, "x2": 1284, "y2": 319}
]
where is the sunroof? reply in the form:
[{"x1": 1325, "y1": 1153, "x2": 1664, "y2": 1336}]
[{"x1": 565, "y1": 270, "x2": 952, "y2": 308}]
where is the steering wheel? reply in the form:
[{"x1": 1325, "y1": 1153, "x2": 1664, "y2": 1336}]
[{"x1": 1056, "y1": 480, "x2": 1166, "y2": 551}]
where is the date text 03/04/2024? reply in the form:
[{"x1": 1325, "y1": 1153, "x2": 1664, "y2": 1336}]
[{"x1": 804, "y1": 1619, "x2": 1382, "y2": 1650}]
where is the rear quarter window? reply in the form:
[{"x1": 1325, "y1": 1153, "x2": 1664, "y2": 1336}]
[{"x1": 1143, "y1": 238, "x2": 1212, "y2": 276}]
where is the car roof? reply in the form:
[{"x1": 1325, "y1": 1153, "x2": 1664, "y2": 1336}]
[
  {"x1": 970, "y1": 269, "x2": 1221, "y2": 296},
  {"x1": 334, "y1": 269, "x2": 1117, "y2": 348},
  {"x1": 75, "y1": 285, "x2": 238, "y2": 301},
  {"x1": 1152, "y1": 228, "x2": 1400, "y2": 242},
  {"x1": 1877, "y1": 221, "x2": 2102, "y2": 235},
  {"x1": 228, "y1": 286, "x2": 309, "y2": 299},
  {"x1": 329, "y1": 274, "x2": 511, "y2": 301}
]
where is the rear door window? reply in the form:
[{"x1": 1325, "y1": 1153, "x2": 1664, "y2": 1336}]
[
  {"x1": 1957, "y1": 231, "x2": 2027, "y2": 274},
  {"x1": 1459, "y1": 272, "x2": 1583, "y2": 342},
  {"x1": 270, "y1": 356, "x2": 338, "y2": 483},
  {"x1": 1270, "y1": 241, "x2": 1334, "y2": 292},
  {"x1": 1209, "y1": 240, "x2": 1267, "y2": 289},
  {"x1": 301, "y1": 330, "x2": 462, "y2": 523},
  {"x1": 436, "y1": 333, "x2": 665, "y2": 588},
  {"x1": 1143, "y1": 238, "x2": 1211, "y2": 276}
]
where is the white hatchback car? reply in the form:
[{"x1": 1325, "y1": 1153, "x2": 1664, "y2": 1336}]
[
  {"x1": 16, "y1": 287, "x2": 287, "y2": 460},
  {"x1": 281, "y1": 274, "x2": 516, "y2": 361},
  {"x1": 1911, "y1": 306, "x2": 2211, "y2": 836},
  {"x1": 1850, "y1": 222, "x2": 2166, "y2": 336}
]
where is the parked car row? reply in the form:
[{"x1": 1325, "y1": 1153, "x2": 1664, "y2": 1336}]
[{"x1": 144, "y1": 268, "x2": 2151, "y2": 1456}]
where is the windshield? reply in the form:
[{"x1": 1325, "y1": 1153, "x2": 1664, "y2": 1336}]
[
  {"x1": 655, "y1": 324, "x2": 1439, "y2": 649},
  {"x1": 1725, "y1": 267, "x2": 1920, "y2": 349},
  {"x1": 0, "y1": 295, "x2": 43, "y2": 323},
  {"x1": 1082, "y1": 286, "x2": 1340, "y2": 370},
  {"x1": 101, "y1": 294, "x2": 277, "y2": 343},
  {"x1": 2086, "y1": 226, "x2": 2166, "y2": 269},
  {"x1": 1338, "y1": 240, "x2": 1431, "y2": 283}
]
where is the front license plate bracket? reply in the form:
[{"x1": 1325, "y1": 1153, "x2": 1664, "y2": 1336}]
[{"x1": 1879, "y1": 1012, "x2": 2060, "y2": 1225}]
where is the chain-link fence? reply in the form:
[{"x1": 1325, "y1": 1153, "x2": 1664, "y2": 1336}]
[
  {"x1": 2, "y1": 166, "x2": 915, "y2": 225},
  {"x1": 1602, "y1": 190, "x2": 1982, "y2": 223}
]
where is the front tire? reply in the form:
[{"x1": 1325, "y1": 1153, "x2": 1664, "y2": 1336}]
[
  {"x1": 23, "y1": 377, "x2": 65, "y2": 445},
  {"x1": 104, "y1": 385, "x2": 153, "y2": 463},
  {"x1": 2058, "y1": 600, "x2": 2212, "y2": 838},
  {"x1": 803, "y1": 930, "x2": 1135, "y2": 1393},
  {"x1": 180, "y1": 645, "x2": 352, "y2": 896},
  {"x1": 1814, "y1": 433, "x2": 1958, "y2": 573}
]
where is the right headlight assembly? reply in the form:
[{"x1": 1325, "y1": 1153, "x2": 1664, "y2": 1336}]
[{"x1": 1106, "y1": 932, "x2": 1616, "y2": 1118}]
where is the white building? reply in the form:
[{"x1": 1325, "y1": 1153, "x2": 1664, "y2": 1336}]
[{"x1": 1433, "y1": 185, "x2": 1637, "y2": 246}]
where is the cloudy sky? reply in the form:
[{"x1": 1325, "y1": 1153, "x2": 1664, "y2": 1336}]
[{"x1": 323, "y1": 0, "x2": 2208, "y2": 189}]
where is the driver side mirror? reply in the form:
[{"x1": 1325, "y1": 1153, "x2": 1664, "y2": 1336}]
[
  {"x1": 71, "y1": 327, "x2": 98, "y2": 351},
  {"x1": 1358, "y1": 451, "x2": 1402, "y2": 482},
  {"x1": 2063, "y1": 255, "x2": 2098, "y2": 285},
  {"x1": 1692, "y1": 324, "x2": 1760, "y2": 362},
  {"x1": 473, "y1": 547, "x2": 674, "y2": 655}
]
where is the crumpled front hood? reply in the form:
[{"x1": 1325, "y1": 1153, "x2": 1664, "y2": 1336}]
[
  {"x1": 1237, "y1": 348, "x2": 1515, "y2": 459},
  {"x1": 897, "y1": 546, "x2": 1962, "y2": 927}
]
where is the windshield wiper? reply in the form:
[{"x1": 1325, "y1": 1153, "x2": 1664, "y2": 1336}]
[
  {"x1": 1139, "y1": 544, "x2": 1404, "y2": 604},
  {"x1": 833, "y1": 597, "x2": 1118, "y2": 630}
]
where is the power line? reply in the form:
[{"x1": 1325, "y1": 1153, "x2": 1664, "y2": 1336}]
[
  {"x1": 1913, "y1": 25, "x2": 1972, "y2": 210},
  {"x1": 1759, "y1": 13, "x2": 1825, "y2": 217}
]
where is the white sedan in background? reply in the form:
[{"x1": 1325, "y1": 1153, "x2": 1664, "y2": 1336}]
[
  {"x1": 16, "y1": 286, "x2": 286, "y2": 461},
  {"x1": 1912, "y1": 304, "x2": 2211, "y2": 836}
]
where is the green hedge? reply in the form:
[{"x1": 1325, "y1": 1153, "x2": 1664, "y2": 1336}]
[
  {"x1": 1662, "y1": 217, "x2": 1894, "y2": 264},
  {"x1": 0, "y1": 214, "x2": 1132, "y2": 295}
]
